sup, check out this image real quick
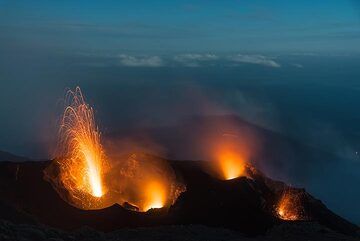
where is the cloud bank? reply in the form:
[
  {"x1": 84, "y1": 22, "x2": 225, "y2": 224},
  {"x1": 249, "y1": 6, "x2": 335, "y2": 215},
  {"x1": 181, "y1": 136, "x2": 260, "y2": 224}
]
[
  {"x1": 80, "y1": 52, "x2": 284, "y2": 68},
  {"x1": 229, "y1": 54, "x2": 281, "y2": 68},
  {"x1": 173, "y1": 53, "x2": 218, "y2": 67},
  {"x1": 118, "y1": 54, "x2": 164, "y2": 67}
]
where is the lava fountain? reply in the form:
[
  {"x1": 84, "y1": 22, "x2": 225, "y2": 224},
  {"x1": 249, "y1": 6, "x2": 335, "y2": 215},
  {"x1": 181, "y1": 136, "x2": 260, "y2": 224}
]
[
  {"x1": 44, "y1": 87, "x2": 111, "y2": 209},
  {"x1": 44, "y1": 87, "x2": 185, "y2": 211}
]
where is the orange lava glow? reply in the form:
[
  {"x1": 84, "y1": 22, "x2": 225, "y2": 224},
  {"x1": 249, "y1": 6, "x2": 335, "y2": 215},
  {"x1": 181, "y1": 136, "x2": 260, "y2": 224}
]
[
  {"x1": 59, "y1": 87, "x2": 105, "y2": 198},
  {"x1": 217, "y1": 149, "x2": 246, "y2": 180},
  {"x1": 45, "y1": 87, "x2": 185, "y2": 211},
  {"x1": 143, "y1": 181, "x2": 166, "y2": 211},
  {"x1": 202, "y1": 128, "x2": 252, "y2": 181},
  {"x1": 113, "y1": 153, "x2": 185, "y2": 212},
  {"x1": 276, "y1": 191, "x2": 303, "y2": 221}
]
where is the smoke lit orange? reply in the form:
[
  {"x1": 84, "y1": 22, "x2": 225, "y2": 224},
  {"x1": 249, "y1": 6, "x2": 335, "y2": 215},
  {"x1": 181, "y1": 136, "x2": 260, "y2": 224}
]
[
  {"x1": 217, "y1": 149, "x2": 246, "y2": 180},
  {"x1": 111, "y1": 153, "x2": 185, "y2": 212},
  {"x1": 206, "y1": 133, "x2": 248, "y2": 180},
  {"x1": 197, "y1": 119, "x2": 254, "y2": 181}
]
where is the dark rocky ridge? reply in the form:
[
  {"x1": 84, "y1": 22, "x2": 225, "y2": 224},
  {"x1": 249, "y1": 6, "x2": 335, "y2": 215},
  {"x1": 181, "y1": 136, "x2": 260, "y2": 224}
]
[{"x1": 0, "y1": 157, "x2": 358, "y2": 239}]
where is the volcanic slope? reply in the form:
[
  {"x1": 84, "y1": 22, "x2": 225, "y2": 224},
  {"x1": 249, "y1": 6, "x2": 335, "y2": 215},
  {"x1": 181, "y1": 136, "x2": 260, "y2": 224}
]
[{"x1": 0, "y1": 157, "x2": 358, "y2": 238}]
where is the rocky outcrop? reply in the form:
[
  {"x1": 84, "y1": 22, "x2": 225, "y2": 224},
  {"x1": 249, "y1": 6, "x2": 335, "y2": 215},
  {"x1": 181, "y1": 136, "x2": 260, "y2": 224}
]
[{"x1": 0, "y1": 160, "x2": 358, "y2": 237}]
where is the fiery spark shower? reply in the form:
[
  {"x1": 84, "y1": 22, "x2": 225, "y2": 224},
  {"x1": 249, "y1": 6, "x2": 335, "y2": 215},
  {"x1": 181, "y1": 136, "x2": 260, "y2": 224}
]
[
  {"x1": 44, "y1": 87, "x2": 110, "y2": 209},
  {"x1": 276, "y1": 189, "x2": 307, "y2": 221},
  {"x1": 45, "y1": 87, "x2": 185, "y2": 211},
  {"x1": 59, "y1": 87, "x2": 105, "y2": 197}
]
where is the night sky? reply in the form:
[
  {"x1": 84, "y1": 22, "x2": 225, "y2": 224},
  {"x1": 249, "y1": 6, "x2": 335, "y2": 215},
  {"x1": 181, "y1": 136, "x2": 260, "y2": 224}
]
[{"x1": 0, "y1": 0, "x2": 359, "y2": 224}]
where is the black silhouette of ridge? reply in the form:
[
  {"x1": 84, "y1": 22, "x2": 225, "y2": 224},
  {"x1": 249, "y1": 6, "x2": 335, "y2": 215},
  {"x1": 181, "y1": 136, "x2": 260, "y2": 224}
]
[{"x1": 0, "y1": 158, "x2": 358, "y2": 237}]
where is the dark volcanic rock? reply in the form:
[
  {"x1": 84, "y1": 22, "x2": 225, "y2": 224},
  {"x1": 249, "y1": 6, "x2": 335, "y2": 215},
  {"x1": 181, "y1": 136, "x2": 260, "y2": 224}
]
[
  {"x1": 1, "y1": 219, "x2": 358, "y2": 241},
  {"x1": 0, "y1": 159, "x2": 358, "y2": 238}
]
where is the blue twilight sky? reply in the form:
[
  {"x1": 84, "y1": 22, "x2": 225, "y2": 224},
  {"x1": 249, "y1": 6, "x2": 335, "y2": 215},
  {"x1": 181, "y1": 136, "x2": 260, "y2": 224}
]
[{"x1": 0, "y1": 0, "x2": 360, "y2": 54}]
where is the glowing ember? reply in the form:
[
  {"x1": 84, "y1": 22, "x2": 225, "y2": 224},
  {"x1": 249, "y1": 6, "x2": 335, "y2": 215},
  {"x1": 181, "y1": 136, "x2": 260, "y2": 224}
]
[{"x1": 276, "y1": 189, "x2": 306, "y2": 221}]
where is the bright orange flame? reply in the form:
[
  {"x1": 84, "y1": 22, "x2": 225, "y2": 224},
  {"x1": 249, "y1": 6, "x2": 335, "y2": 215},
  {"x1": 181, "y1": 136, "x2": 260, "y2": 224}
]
[
  {"x1": 276, "y1": 191, "x2": 303, "y2": 221},
  {"x1": 45, "y1": 88, "x2": 186, "y2": 211},
  {"x1": 58, "y1": 87, "x2": 105, "y2": 198},
  {"x1": 143, "y1": 181, "x2": 166, "y2": 211},
  {"x1": 217, "y1": 150, "x2": 246, "y2": 180},
  {"x1": 204, "y1": 132, "x2": 249, "y2": 181},
  {"x1": 112, "y1": 154, "x2": 185, "y2": 212}
]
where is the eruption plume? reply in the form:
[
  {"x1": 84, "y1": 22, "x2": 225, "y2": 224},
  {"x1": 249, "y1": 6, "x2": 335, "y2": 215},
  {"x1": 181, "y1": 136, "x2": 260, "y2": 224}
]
[
  {"x1": 44, "y1": 87, "x2": 111, "y2": 210},
  {"x1": 44, "y1": 87, "x2": 185, "y2": 211}
]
